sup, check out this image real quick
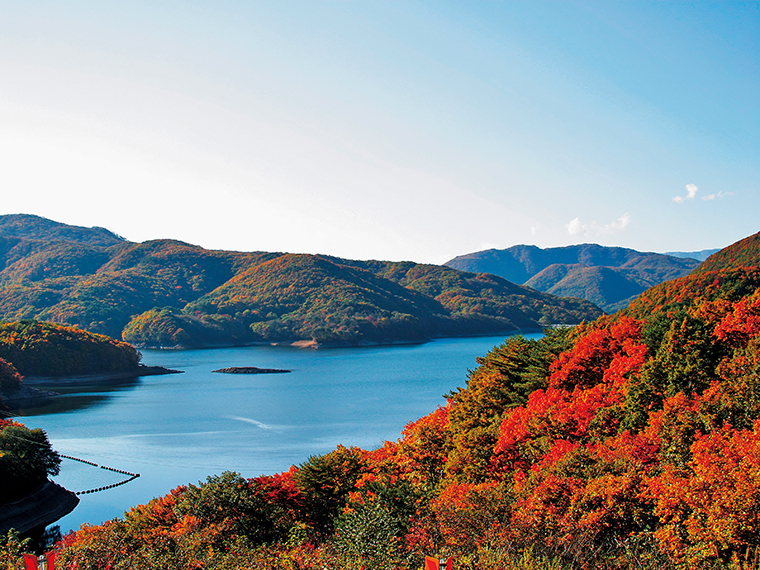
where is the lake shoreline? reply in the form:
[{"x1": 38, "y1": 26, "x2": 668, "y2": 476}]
[
  {"x1": 0, "y1": 384, "x2": 59, "y2": 412},
  {"x1": 21, "y1": 365, "x2": 183, "y2": 385},
  {"x1": 128, "y1": 328, "x2": 542, "y2": 351}
]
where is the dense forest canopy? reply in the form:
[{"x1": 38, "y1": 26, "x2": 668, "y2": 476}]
[
  {"x1": 0, "y1": 215, "x2": 601, "y2": 348},
  {"x1": 0, "y1": 321, "x2": 141, "y2": 377},
  {"x1": 57, "y1": 231, "x2": 760, "y2": 569}
]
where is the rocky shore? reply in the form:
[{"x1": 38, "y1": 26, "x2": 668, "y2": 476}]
[{"x1": 0, "y1": 480, "x2": 79, "y2": 535}]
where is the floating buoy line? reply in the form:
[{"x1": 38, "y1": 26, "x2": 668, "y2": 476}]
[
  {"x1": 59, "y1": 454, "x2": 140, "y2": 495},
  {"x1": 0, "y1": 430, "x2": 141, "y2": 495}
]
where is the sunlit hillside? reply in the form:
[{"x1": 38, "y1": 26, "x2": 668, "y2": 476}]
[
  {"x1": 57, "y1": 231, "x2": 760, "y2": 569},
  {"x1": 0, "y1": 215, "x2": 601, "y2": 348}
]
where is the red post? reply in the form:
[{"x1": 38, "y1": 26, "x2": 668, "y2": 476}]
[
  {"x1": 22, "y1": 554, "x2": 39, "y2": 570},
  {"x1": 425, "y1": 555, "x2": 453, "y2": 569}
]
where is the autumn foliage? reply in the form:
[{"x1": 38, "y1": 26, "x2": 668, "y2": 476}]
[
  {"x1": 0, "y1": 218, "x2": 601, "y2": 348},
  {"x1": 56, "y1": 236, "x2": 760, "y2": 569},
  {"x1": 0, "y1": 320, "x2": 141, "y2": 376}
]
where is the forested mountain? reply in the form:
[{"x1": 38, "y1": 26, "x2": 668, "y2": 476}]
[
  {"x1": 58, "y1": 230, "x2": 760, "y2": 569},
  {"x1": 446, "y1": 244, "x2": 700, "y2": 312},
  {"x1": 524, "y1": 264, "x2": 646, "y2": 312},
  {"x1": 0, "y1": 214, "x2": 124, "y2": 247},
  {"x1": 0, "y1": 320, "x2": 141, "y2": 377},
  {"x1": 692, "y1": 231, "x2": 760, "y2": 273},
  {"x1": 0, "y1": 215, "x2": 601, "y2": 347}
]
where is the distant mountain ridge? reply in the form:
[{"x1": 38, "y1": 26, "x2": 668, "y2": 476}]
[
  {"x1": 665, "y1": 248, "x2": 721, "y2": 262},
  {"x1": 446, "y1": 243, "x2": 700, "y2": 312},
  {"x1": 0, "y1": 215, "x2": 602, "y2": 347}
]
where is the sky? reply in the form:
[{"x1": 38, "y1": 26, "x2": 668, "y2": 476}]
[{"x1": 0, "y1": 1, "x2": 757, "y2": 264}]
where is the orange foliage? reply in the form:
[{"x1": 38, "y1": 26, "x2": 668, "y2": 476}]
[
  {"x1": 57, "y1": 241, "x2": 760, "y2": 568},
  {"x1": 394, "y1": 405, "x2": 451, "y2": 485},
  {"x1": 713, "y1": 291, "x2": 760, "y2": 348},
  {"x1": 646, "y1": 422, "x2": 760, "y2": 565},
  {"x1": 492, "y1": 381, "x2": 625, "y2": 473},
  {"x1": 406, "y1": 480, "x2": 510, "y2": 558},
  {"x1": 548, "y1": 317, "x2": 646, "y2": 391}
]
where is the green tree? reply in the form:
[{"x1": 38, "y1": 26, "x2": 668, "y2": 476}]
[
  {"x1": 0, "y1": 422, "x2": 60, "y2": 503},
  {"x1": 174, "y1": 471, "x2": 281, "y2": 546},
  {"x1": 331, "y1": 502, "x2": 413, "y2": 570},
  {"x1": 295, "y1": 446, "x2": 367, "y2": 537}
]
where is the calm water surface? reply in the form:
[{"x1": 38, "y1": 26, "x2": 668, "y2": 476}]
[{"x1": 17, "y1": 334, "x2": 537, "y2": 532}]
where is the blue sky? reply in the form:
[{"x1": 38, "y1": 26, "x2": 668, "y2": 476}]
[{"x1": 0, "y1": 1, "x2": 757, "y2": 263}]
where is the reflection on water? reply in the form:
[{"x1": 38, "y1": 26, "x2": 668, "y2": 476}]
[
  {"x1": 15, "y1": 376, "x2": 145, "y2": 417},
  {"x1": 16, "y1": 394, "x2": 111, "y2": 416}
]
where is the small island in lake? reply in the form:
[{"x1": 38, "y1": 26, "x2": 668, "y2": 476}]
[{"x1": 212, "y1": 367, "x2": 291, "y2": 374}]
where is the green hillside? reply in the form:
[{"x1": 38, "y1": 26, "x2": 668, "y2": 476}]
[
  {"x1": 0, "y1": 215, "x2": 602, "y2": 348},
  {"x1": 346, "y1": 259, "x2": 594, "y2": 329},
  {"x1": 526, "y1": 264, "x2": 645, "y2": 312}
]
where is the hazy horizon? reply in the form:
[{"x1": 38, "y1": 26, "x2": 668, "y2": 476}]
[{"x1": 0, "y1": 2, "x2": 756, "y2": 264}]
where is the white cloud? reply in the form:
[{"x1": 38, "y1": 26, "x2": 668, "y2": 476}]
[
  {"x1": 673, "y1": 183, "x2": 698, "y2": 203},
  {"x1": 601, "y1": 213, "x2": 631, "y2": 234},
  {"x1": 566, "y1": 217, "x2": 584, "y2": 236},
  {"x1": 566, "y1": 213, "x2": 631, "y2": 237},
  {"x1": 702, "y1": 191, "x2": 733, "y2": 201}
]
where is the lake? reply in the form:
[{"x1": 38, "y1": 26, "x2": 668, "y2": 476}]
[{"x1": 16, "y1": 334, "x2": 537, "y2": 532}]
